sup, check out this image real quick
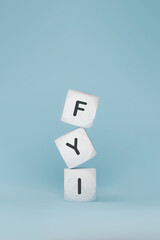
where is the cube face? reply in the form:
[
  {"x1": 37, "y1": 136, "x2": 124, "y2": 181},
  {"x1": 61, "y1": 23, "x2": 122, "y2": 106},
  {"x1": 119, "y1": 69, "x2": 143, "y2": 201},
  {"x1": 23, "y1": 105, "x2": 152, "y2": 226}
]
[
  {"x1": 55, "y1": 128, "x2": 96, "y2": 168},
  {"x1": 64, "y1": 168, "x2": 96, "y2": 201},
  {"x1": 61, "y1": 89, "x2": 99, "y2": 128}
]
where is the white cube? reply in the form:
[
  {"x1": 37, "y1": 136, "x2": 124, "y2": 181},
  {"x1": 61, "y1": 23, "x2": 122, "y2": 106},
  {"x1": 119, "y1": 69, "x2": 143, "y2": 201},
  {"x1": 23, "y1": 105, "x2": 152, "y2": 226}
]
[
  {"x1": 61, "y1": 89, "x2": 99, "y2": 128},
  {"x1": 55, "y1": 128, "x2": 96, "y2": 169},
  {"x1": 64, "y1": 168, "x2": 96, "y2": 201}
]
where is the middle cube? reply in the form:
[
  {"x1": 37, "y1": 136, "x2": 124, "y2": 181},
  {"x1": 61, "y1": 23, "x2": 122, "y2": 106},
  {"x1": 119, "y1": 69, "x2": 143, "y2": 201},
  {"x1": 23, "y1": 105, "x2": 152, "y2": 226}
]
[{"x1": 55, "y1": 128, "x2": 96, "y2": 168}]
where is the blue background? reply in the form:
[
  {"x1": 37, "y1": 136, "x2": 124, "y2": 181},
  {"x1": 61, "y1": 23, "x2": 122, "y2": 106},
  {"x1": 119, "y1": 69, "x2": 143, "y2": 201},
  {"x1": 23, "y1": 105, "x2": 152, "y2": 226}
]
[{"x1": 0, "y1": 0, "x2": 160, "y2": 239}]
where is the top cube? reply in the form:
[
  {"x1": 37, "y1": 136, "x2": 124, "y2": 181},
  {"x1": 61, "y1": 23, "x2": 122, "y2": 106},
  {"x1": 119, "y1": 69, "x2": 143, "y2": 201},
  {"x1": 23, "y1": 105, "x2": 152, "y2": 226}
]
[{"x1": 61, "y1": 90, "x2": 99, "y2": 128}]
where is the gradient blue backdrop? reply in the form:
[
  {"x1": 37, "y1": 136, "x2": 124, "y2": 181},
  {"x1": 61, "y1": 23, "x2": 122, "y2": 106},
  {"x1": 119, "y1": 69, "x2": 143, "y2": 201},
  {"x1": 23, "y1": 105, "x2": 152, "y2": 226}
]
[{"x1": 0, "y1": 1, "x2": 160, "y2": 239}]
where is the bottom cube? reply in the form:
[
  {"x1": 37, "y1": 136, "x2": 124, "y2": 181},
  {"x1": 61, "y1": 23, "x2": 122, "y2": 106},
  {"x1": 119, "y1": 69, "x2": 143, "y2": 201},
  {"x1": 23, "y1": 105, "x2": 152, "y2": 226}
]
[{"x1": 64, "y1": 168, "x2": 96, "y2": 202}]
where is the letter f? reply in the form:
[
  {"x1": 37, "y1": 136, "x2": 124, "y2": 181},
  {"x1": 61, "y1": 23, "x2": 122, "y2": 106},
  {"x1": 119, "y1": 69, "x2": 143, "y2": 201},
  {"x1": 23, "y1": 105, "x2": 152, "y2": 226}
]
[{"x1": 73, "y1": 100, "x2": 87, "y2": 116}]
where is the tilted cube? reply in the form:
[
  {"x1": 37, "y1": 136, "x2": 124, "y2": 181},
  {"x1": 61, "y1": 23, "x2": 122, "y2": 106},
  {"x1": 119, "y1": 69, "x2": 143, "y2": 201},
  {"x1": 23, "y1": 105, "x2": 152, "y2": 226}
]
[
  {"x1": 64, "y1": 168, "x2": 96, "y2": 201},
  {"x1": 55, "y1": 128, "x2": 96, "y2": 169},
  {"x1": 61, "y1": 89, "x2": 99, "y2": 128}
]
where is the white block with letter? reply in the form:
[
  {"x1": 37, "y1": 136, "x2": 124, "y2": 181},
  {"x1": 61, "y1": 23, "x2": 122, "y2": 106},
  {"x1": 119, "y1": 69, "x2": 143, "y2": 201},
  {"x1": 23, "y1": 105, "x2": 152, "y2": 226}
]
[
  {"x1": 55, "y1": 128, "x2": 96, "y2": 169},
  {"x1": 64, "y1": 168, "x2": 96, "y2": 201},
  {"x1": 61, "y1": 89, "x2": 99, "y2": 128}
]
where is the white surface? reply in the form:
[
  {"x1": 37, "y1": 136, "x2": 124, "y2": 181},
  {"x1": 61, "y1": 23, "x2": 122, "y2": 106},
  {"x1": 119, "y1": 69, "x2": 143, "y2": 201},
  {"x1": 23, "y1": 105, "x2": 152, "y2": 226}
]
[
  {"x1": 55, "y1": 128, "x2": 96, "y2": 168},
  {"x1": 64, "y1": 168, "x2": 96, "y2": 201},
  {"x1": 61, "y1": 89, "x2": 99, "y2": 128}
]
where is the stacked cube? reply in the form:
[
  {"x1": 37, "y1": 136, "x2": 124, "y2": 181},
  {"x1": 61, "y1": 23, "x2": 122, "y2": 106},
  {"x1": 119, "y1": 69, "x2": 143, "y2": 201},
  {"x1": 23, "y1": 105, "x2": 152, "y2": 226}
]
[{"x1": 55, "y1": 90, "x2": 99, "y2": 201}]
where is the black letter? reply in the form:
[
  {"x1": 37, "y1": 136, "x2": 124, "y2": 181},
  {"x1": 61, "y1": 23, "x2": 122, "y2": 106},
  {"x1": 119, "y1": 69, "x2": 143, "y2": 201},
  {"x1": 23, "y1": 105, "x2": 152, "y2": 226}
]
[
  {"x1": 66, "y1": 138, "x2": 80, "y2": 155},
  {"x1": 78, "y1": 178, "x2": 81, "y2": 194},
  {"x1": 73, "y1": 100, "x2": 87, "y2": 116}
]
